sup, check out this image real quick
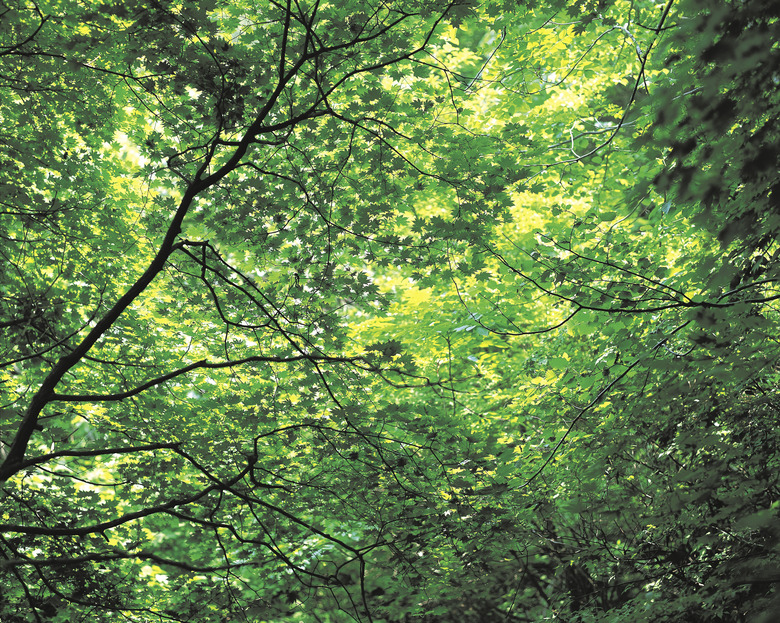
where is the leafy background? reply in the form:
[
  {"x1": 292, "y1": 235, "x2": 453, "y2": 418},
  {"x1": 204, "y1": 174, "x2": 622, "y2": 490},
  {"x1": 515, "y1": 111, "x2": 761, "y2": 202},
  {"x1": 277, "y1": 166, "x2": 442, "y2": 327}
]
[{"x1": 1, "y1": 0, "x2": 778, "y2": 621}]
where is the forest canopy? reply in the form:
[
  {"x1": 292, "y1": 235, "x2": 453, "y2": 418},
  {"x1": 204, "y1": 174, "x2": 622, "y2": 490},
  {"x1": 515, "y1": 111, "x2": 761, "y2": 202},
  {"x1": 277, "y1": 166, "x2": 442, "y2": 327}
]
[{"x1": 1, "y1": 0, "x2": 779, "y2": 621}]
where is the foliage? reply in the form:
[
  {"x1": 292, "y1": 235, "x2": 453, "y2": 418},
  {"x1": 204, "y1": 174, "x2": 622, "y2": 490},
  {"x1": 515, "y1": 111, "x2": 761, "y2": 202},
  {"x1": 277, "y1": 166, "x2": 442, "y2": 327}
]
[{"x1": 1, "y1": 0, "x2": 778, "y2": 621}]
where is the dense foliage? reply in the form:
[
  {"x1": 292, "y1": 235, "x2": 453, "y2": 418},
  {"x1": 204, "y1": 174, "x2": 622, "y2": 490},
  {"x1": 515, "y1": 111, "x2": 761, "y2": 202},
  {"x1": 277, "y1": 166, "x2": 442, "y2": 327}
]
[{"x1": 1, "y1": 0, "x2": 778, "y2": 621}]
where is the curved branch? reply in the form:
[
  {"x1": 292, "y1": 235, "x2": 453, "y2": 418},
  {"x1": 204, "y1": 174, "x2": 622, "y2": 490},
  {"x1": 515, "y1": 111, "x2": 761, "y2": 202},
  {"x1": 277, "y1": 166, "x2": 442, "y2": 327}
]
[
  {"x1": 0, "y1": 461, "x2": 252, "y2": 536},
  {"x1": 13, "y1": 442, "x2": 181, "y2": 472},
  {"x1": 51, "y1": 352, "x2": 366, "y2": 403}
]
